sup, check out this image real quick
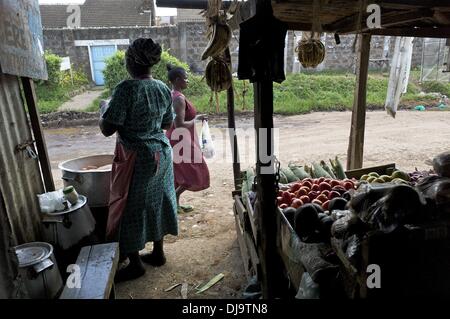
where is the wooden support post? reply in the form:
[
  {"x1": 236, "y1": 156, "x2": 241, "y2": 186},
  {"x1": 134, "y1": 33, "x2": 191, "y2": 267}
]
[
  {"x1": 253, "y1": 80, "x2": 282, "y2": 298},
  {"x1": 21, "y1": 77, "x2": 55, "y2": 192},
  {"x1": 347, "y1": 34, "x2": 371, "y2": 170},
  {"x1": 225, "y1": 48, "x2": 241, "y2": 189}
]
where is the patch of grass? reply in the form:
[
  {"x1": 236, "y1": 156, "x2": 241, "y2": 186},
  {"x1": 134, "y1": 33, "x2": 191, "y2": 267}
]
[
  {"x1": 421, "y1": 81, "x2": 450, "y2": 96},
  {"x1": 84, "y1": 90, "x2": 111, "y2": 112},
  {"x1": 35, "y1": 84, "x2": 81, "y2": 113}
]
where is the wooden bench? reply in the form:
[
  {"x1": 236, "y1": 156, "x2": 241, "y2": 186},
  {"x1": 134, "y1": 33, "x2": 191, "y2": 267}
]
[{"x1": 59, "y1": 242, "x2": 119, "y2": 299}]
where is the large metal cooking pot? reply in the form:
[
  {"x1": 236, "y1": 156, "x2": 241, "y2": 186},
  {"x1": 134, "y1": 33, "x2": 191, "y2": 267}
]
[
  {"x1": 58, "y1": 154, "x2": 113, "y2": 207},
  {"x1": 42, "y1": 195, "x2": 96, "y2": 250},
  {"x1": 14, "y1": 242, "x2": 63, "y2": 299}
]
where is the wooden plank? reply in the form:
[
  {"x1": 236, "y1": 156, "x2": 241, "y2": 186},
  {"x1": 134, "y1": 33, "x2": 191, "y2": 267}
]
[
  {"x1": 244, "y1": 194, "x2": 258, "y2": 243},
  {"x1": 21, "y1": 77, "x2": 55, "y2": 192},
  {"x1": 60, "y1": 243, "x2": 119, "y2": 299},
  {"x1": 329, "y1": 9, "x2": 434, "y2": 34},
  {"x1": 346, "y1": 34, "x2": 371, "y2": 170},
  {"x1": 225, "y1": 48, "x2": 241, "y2": 190},
  {"x1": 367, "y1": 26, "x2": 450, "y2": 38},
  {"x1": 156, "y1": 0, "x2": 232, "y2": 10},
  {"x1": 234, "y1": 206, "x2": 252, "y2": 281}
]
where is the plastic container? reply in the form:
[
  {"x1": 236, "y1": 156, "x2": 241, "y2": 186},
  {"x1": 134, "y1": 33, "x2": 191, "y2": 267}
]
[{"x1": 63, "y1": 186, "x2": 79, "y2": 205}]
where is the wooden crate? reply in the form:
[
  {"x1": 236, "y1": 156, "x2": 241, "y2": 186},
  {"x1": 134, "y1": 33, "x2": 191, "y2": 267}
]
[
  {"x1": 233, "y1": 194, "x2": 260, "y2": 281},
  {"x1": 345, "y1": 163, "x2": 396, "y2": 179}
]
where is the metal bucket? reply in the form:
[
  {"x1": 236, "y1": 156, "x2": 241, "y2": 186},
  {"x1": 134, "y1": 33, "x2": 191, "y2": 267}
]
[
  {"x1": 42, "y1": 195, "x2": 96, "y2": 250},
  {"x1": 14, "y1": 242, "x2": 63, "y2": 299},
  {"x1": 58, "y1": 155, "x2": 113, "y2": 207}
]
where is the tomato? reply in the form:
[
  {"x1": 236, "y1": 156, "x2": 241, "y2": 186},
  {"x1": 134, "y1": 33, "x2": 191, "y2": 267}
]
[
  {"x1": 295, "y1": 188, "x2": 308, "y2": 197},
  {"x1": 300, "y1": 195, "x2": 310, "y2": 204},
  {"x1": 343, "y1": 181, "x2": 355, "y2": 190},
  {"x1": 282, "y1": 191, "x2": 291, "y2": 203},
  {"x1": 312, "y1": 199, "x2": 323, "y2": 206},
  {"x1": 330, "y1": 180, "x2": 341, "y2": 187},
  {"x1": 328, "y1": 191, "x2": 341, "y2": 200},
  {"x1": 302, "y1": 181, "x2": 313, "y2": 189},
  {"x1": 317, "y1": 194, "x2": 328, "y2": 203},
  {"x1": 318, "y1": 182, "x2": 332, "y2": 192},
  {"x1": 318, "y1": 177, "x2": 325, "y2": 184},
  {"x1": 277, "y1": 196, "x2": 284, "y2": 204},
  {"x1": 279, "y1": 203, "x2": 288, "y2": 209},
  {"x1": 321, "y1": 190, "x2": 330, "y2": 198},
  {"x1": 290, "y1": 183, "x2": 301, "y2": 193},
  {"x1": 308, "y1": 191, "x2": 320, "y2": 201},
  {"x1": 322, "y1": 200, "x2": 330, "y2": 210},
  {"x1": 302, "y1": 178, "x2": 313, "y2": 185},
  {"x1": 311, "y1": 184, "x2": 320, "y2": 192},
  {"x1": 291, "y1": 199, "x2": 303, "y2": 209}
]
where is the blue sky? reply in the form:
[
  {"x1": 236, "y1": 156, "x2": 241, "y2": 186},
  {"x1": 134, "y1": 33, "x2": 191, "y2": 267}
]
[{"x1": 38, "y1": 0, "x2": 178, "y2": 16}]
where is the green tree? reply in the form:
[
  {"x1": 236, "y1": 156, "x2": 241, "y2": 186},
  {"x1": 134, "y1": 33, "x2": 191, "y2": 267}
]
[
  {"x1": 43, "y1": 51, "x2": 62, "y2": 86},
  {"x1": 103, "y1": 49, "x2": 191, "y2": 92}
]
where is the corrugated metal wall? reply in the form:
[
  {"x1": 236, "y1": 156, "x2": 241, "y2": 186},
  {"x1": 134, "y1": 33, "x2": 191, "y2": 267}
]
[{"x1": 0, "y1": 72, "x2": 44, "y2": 244}]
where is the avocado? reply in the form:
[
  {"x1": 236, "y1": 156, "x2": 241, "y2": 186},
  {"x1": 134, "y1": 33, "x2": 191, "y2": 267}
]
[
  {"x1": 360, "y1": 174, "x2": 370, "y2": 181},
  {"x1": 366, "y1": 176, "x2": 377, "y2": 183},
  {"x1": 380, "y1": 175, "x2": 392, "y2": 182},
  {"x1": 368, "y1": 172, "x2": 380, "y2": 178},
  {"x1": 373, "y1": 178, "x2": 385, "y2": 183},
  {"x1": 391, "y1": 170, "x2": 410, "y2": 182}
]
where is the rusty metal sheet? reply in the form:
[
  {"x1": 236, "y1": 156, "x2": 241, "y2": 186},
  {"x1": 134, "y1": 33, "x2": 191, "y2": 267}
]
[
  {"x1": 0, "y1": 72, "x2": 44, "y2": 245},
  {"x1": 0, "y1": 0, "x2": 48, "y2": 80}
]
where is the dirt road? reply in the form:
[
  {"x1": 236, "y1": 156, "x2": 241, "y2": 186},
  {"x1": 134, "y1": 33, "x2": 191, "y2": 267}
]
[{"x1": 44, "y1": 110, "x2": 450, "y2": 299}]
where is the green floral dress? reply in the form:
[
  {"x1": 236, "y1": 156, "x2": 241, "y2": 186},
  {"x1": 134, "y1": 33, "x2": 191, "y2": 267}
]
[{"x1": 103, "y1": 79, "x2": 178, "y2": 254}]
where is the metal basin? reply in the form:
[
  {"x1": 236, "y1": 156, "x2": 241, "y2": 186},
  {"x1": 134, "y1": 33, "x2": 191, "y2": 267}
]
[{"x1": 58, "y1": 154, "x2": 113, "y2": 207}]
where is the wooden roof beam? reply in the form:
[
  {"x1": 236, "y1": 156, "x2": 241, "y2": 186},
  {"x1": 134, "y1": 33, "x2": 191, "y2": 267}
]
[
  {"x1": 367, "y1": 26, "x2": 450, "y2": 38},
  {"x1": 155, "y1": 0, "x2": 233, "y2": 10},
  {"x1": 330, "y1": 9, "x2": 434, "y2": 34}
]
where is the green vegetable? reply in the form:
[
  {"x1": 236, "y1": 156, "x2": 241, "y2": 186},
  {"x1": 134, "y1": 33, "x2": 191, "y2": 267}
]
[
  {"x1": 330, "y1": 156, "x2": 347, "y2": 180},
  {"x1": 320, "y1": 160, "x2": 336, "y2": 179},
  {"x1": 304, "y1": 165, "x2": 314, "y2": 178},
  {"x1": 281, "y1": 167, "x2": 299, "y2": 183},
  {"x1": 288, "y1": 164, "x2": 311, "y2": 179},
  {"x1": 279, "y1": 171, "x2": 288, "y2": 184},
  {"x1": 241, "y1": 167, "x2": 255, "y2": 197},
  {"x1": 312, "y1": 162, "x2": 332, "y2": 178}
]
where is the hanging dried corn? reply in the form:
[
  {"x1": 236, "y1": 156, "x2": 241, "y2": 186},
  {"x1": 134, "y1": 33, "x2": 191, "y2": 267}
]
[{"x1": 295, "y1": 0, "x2": 325, "y2": 68}]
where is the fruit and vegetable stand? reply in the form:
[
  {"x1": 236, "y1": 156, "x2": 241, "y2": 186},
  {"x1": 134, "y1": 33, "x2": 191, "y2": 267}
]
[
  {"x1": 160, "y1": 0, "x2": 450, "y2": 298},
  {"x1": 224, "y1": 0, "x2": 450, "y2": 298}
]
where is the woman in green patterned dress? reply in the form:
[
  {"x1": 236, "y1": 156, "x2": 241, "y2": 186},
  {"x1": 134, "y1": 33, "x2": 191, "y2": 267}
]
[{"x1": 100, "y1": 38, "x2": 178, "y2": 282}]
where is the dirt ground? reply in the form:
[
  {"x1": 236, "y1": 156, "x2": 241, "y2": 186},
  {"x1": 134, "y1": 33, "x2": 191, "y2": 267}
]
[{"x1": 44, "y1": 110, "x2": 450, "y2": 299}]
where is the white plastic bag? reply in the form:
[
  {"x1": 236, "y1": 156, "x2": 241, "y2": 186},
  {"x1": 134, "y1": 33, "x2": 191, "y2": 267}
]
[
  {"x1": 201, "y1": 119, "x2": 215, "y2": 159},
  {"x1": 37, "y1": 190, "x2": 65, "y2": 213},
  {"x1": 385, "y1": 37, "x2": 414, "y2": 118}
]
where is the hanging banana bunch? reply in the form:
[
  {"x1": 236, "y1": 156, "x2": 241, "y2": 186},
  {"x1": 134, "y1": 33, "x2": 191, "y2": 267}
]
[{"x1": 201, "y1": 0, "x2": 231, "y2": 61}]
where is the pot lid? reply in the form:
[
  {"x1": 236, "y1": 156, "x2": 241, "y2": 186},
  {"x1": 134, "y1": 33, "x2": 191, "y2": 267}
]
[{"x1": 14, "y1": 242, "x2": 53, "y2": 267}]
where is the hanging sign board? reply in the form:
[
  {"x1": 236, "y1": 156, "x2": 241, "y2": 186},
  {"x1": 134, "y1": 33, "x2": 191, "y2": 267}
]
[
  {"x1": 0, "y1": 0, "x2": 48, "y2": 80},
  {"x1": 60, "y1": 57, "x2": 71, "y2": 71}
]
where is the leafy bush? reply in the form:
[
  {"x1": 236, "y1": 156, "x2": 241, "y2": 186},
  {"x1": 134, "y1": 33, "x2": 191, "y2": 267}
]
[
  {"x1": 103, "y1": 49, "x2": 191, "y2": 92},
  {"x1": 61, "y1": 68, "x2": 89, "y2": 87},
  {"x1": 421, "y1": 81, "x2": 450, "y2": 96},
  {"x1": 43, "y1": 51, "x2": 62, "y2": 86},
  {"x1": 103, "y1": 51, "x2": 130, "y2": 91}
]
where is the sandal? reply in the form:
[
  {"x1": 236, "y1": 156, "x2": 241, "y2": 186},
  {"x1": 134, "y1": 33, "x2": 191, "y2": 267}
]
[{"x1": 177, "y1": 205, "x2": 194, "y2": 214}]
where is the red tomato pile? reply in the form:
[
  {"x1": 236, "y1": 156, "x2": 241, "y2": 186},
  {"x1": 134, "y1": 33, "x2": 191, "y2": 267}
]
[{"x1": 277, "y1": 177, "x2": 356, "y2": 210}]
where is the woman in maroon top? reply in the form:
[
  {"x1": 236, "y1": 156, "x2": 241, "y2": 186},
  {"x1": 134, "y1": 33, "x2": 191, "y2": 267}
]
[{"x1": 165, "y1": 64, "x2": 210, "y2": 213}]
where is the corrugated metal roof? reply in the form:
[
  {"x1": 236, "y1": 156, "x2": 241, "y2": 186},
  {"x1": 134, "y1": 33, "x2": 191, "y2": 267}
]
[
  {"x1": 40, "y1": 0, "x2": 154, "y2": 28},
  {"x1": 0, "y1": 72, "x2": 45, "y2": 245}
]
